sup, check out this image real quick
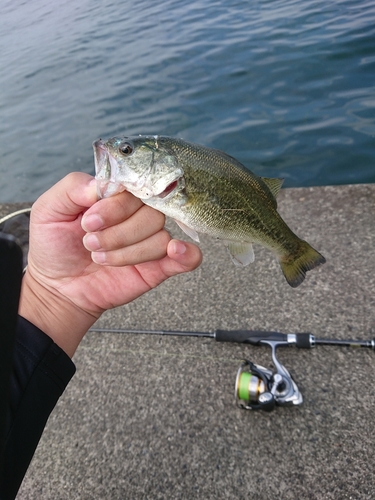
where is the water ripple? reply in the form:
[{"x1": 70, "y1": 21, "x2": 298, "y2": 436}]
[{"x1": 0, "y1": 0, "x2": 374, "y2": 201}]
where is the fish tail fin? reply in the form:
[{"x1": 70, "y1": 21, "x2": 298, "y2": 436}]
[{"x1": 279, "y1": 241, "x2": 326, "y2": 288}]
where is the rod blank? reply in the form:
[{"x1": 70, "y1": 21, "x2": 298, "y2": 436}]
[{"x1": 89, "y1": 327, "x2": 375, "y2": 350}]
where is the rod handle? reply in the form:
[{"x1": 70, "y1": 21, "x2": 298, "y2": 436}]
[{"x1": 215, "y1": 330, "x2": 288, "y2": 344}]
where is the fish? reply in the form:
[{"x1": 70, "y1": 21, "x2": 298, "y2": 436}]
[{"x1": 93, "y1": 135, "x2": 325, "y2": 287}]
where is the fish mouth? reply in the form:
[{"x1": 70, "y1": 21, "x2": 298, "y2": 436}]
[
  {"x1": 93, "y1": 139, "x2": 126, "y2": 198},
  {"x1": 93, "y1": 139, "x2": 108, "y2": 174},
  {"x1": 93, "y1": 139, "x2": 111, "y2": 182}
]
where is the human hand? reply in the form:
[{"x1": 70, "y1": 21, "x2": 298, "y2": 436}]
[{"x1": 19, "y1": 172, "x2": 202, "y2": 356}]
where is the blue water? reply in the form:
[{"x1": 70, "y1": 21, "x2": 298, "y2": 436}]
[{"x1": 1, "y1": 0, "x2": 375, "y2": 202}]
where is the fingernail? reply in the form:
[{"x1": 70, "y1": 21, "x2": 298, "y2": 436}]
[
  {"x1": 83, "y1": 233, "x2": 101, "y2": 251},
  {"x1": 82, "y1": 213, "x2": 104, "y2": 232},
  {"x1": 172, "y1": 240, "x2": 187, "y2": 255},
  {"x1": 91, "y1": 251, "x2": 106, "y2": 264}
]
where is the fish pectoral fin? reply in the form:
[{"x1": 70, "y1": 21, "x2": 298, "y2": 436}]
[
  {"x1": 225, "y1": 241, "x2": 255, "y2": 267},
  {"x1": 173, "y1": 220, "x2": 200, "y2": 243}
]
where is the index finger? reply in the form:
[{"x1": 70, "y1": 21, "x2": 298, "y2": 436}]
[{"x1": 81, "y1": 190, "x2": 145, "y2": 232}]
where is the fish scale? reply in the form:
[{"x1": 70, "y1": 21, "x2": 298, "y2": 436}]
[{"x1": 94, "y1": 135, "x2": 326, "y2": 287}]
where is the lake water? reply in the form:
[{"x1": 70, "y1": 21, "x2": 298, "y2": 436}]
[{"x1": 1, "y1": 0, "x2": 375, "y2": 202}]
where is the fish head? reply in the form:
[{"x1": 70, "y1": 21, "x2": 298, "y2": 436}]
[{"x1": 93, "y1": 135, "x2": 184, "y2": 199}]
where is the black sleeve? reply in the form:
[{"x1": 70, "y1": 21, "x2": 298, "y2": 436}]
[{"x1": 0, "y1": 316, "x2": 76, "y2": 500}]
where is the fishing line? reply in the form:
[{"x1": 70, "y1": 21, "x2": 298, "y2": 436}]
[{"x1": 0, "y1": 208, "x2": 31, "y2": 226}]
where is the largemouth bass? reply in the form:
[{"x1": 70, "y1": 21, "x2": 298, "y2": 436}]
[{"x1": 94, "y1": 135, "x2": 325, "y2": 287}]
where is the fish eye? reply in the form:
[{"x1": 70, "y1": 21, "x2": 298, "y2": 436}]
[{"x1": 119, "y1": 143, "x2": 133, "y2": 156}]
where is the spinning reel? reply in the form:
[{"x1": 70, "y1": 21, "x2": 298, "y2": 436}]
[
  {"x1": 235, "y1": 334, "x2": 303, "y2": 411},
  {"x1": 235, "y1": 359, "x2": 301, "y2": 411}
]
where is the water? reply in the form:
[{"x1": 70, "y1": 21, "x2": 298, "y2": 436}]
[{"x1": 1, "y1": 0, "x2": 374, "y2": 202}]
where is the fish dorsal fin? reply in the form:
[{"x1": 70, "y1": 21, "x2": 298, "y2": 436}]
[
  {"x1": 173, "y1": 219, "x2": 200, "y2": 243},
  {"x1": 225, "y1": 241, "x2": 255, "y2": 267},
  {"x1": 261, "y1": 177, "x2": 284, "y2": 199}
]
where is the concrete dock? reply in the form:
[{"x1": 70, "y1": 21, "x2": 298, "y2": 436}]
[{"x1": 1, "y1": 183, "x2": 375, "y2": 499}]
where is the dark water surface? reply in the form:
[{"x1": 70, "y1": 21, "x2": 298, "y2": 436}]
[{"x1": 1, "y1": 0, "x2": 374, "y2": 202}]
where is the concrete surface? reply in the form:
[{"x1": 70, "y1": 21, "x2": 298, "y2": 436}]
[{"x1": 1, "y1": 184, "x2": 375, "y2": 499}]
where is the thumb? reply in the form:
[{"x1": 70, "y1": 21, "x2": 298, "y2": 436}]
[
  {"x1": 32, "y1": 173, "x2": 99, "y2": 223},
  {"x1": 160, "y1": 239, "x2": 203, "y2": 277}
]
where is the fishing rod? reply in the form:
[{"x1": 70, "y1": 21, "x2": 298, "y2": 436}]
[{"x1": 89, "y1": 327, "x2": 375, "y2": 412}]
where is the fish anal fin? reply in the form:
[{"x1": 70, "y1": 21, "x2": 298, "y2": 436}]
[
  {"x1": 225, "y1": 241, "x2": 255, "y2": 267},
  {"x1": 174, "y1": 219, "x2": 200, "y2": 242},
  {"x1": 261, "y1": 177, "x2": 284, "y2": 199}
]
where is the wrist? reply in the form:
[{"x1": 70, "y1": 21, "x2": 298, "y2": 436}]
[{"x1": 18, "y1": 270, "x2": 99, "y2": 357}]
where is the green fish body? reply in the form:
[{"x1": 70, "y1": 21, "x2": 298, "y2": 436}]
[{"x1": 94, "y1": 135, "x2": 325, "y2": 287}]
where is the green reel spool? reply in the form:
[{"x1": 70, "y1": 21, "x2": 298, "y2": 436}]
[{"x1": 235, "y1": 363, "x2": 266, "y2": 404}]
